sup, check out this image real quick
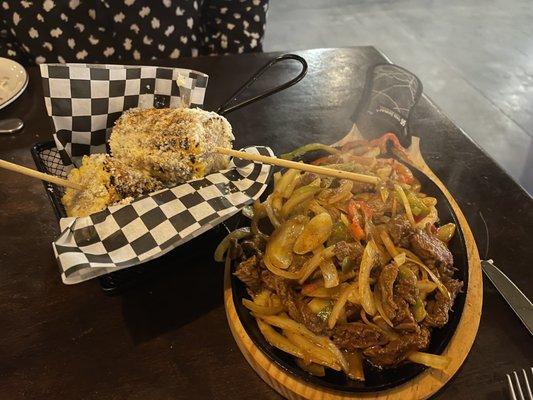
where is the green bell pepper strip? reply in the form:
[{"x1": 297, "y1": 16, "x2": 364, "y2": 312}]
[{"x1": 281, "y1": 143, "x2": 339, "y2": 160}]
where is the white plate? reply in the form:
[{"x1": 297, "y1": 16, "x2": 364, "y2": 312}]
[{"x1": 0, "y1": 58, "x2": 28, "y2": 110}]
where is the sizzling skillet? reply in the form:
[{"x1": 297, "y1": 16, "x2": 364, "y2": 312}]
[
  {"x1": 224, "y1": 64, "x2": 481, "y2": 396},
  {"x1": 229, "y1": 166, "x2": 468, "y2": 392}
]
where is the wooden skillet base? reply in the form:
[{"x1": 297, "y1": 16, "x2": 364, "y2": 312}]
[{"x1": 223, "y1": 134, "x2": 482, "y2": 399}]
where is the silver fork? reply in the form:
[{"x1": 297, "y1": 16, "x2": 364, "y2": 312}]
[{"x1": 507, "y1": 368, "x2": 533, "y2": 400}]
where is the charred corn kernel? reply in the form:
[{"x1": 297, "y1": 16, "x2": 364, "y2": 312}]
[{"x1": 62, "y1": 154, "x2": 163, "y2": 217}]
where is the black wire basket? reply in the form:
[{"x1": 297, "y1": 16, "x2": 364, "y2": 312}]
[
  {"x1": 31, "y1": 141, "x2": 68, "y2": 219},
  {"x1": 31, "y1": 54, "x2": 308, "y2": 293},
  {"x1": 31, "y1": 141, "x2": 171, "y2": 292}
]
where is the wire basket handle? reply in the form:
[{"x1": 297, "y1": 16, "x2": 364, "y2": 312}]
[{"x1": 217, "y1": 53, "x2": 307, "y2": 116}]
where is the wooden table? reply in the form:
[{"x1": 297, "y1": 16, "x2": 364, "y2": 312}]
[{"x1": 0, "y1": 47, "x2": 531, "y2": 400}]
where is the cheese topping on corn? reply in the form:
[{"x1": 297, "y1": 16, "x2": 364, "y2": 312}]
[
  {"x1": 109, "y1": 107, "x2": 234, "y2": 185},
  {"x1": 62, "y1": 107, "x2": 234, "y2": 217},
  {"x1": 62, "y1": 154, "x2": 163, "y2": 217}
]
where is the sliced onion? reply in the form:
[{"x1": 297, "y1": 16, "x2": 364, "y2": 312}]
[
  {"x1": 214, "y1": 227, "x2": 252, "y2": 262},
  {"x1": 263, "y1": 253, "x2": 301, "y2": 280},
  {"x1": 265, "y1": 216, "x2": 306, "y2": 270},
  {"x1": 407, "y1": 351, "x2": 451, "y2": 371},
  {"x1": 395, "y1": 184, "x2": 415, "y2": 226},
  {"x1": 397, "y1": 247, "x2": 423, "y2": 263},
  {"x1": 360, "y1": 309, "x2": 389, "y2": 337},
  {"x1": 284, "y1": 331, "x2": 340, "y2": 370},
  {"x1": 242, "y1": 298, "x2": 283, "y2": 316},
  {"x1": 253, "y1": 290, "x2": 272, "y2": 306},
  {"x1": 295, "y1": 359, "x2": 327, "y2": 376},
  {"x1": 308, "y1": 200, "x2": 329, "y2": 216},
  {"x1": 372, "y1": 315, "x2": 400, "y2": 340},
  {"x1": 284, "y1": 174, "x2": 303, "y2": 199},
  {"x1": 301, "y1": 285, "x2": 342, "y2": 298},
  {"x1": 379, "y1": 229, "x2": 399, "y2": 258},
  {"x1": 347, "y1": 282, "x2": 361, "y2": 304},
  {"x1": 275, "y1": 169, "x2": 300, "y2": 198},
  {"x1": 257, "y1": 319, "x2": 305, "y2": 359},
  {"x1": 406, "y1": 257, "x2": 451, "y2": 300},
  {"x1": 293, "y1": 213, "x2": 333, "y2": 255},
  {"x1": 344, "y1": 352, "x2": 365, "y2": 381},
  {"x1": 393, "y1": 252, "x2": 406, "y2": 266},
  {"x1": 307, "y1": 298, "x2": 332, "y2": 313},
  {"x1": 256, "y1": 314, "x2": 349, "y2": 373},
  {"x1": 417, "y1": 279, "x2": 437, "y2": 294},
  {"x1": 319, "y1": 258, "x2": 339, "y2": 289},
  {"x1": 281, "y1": 185, "x2": 321, "y2": 218},
  {"x1": 265, "y1": 195, "x2": 281, "y2": 228},
  {"x1": 359, "y1": 240, "x2": 380, "y2": 316},
  {"x1": 273, "y1": 171, "x2": 282, "y2": 186},
  {"x1": 298, "y1": 246, "x2": 335, "y2": 284},
  {"x1": 317, "y1": 180, "x2": 353, "y2": 205},
  {"x1": 327, "y1": 284, "x2": 353, "y2": 329}
]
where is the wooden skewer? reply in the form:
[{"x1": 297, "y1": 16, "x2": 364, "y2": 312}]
[
  {"x1": 0, "y1": 147, "x2": 378, "y2": 192},
  {"x1": 0, "y1": 159, "x2": 82, "y2": 190},
  {"x1": 215, "y1": 147, "x2": 379, "y2": 184}
]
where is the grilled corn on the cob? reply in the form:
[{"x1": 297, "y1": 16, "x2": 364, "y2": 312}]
[
  {"x1": 62, "y1": 154, "x2": 164, "y2": 217},
  {"x1": 62, "y1": 107, "x2": 234, "y2": 217},
  {"x1": 110, "y1": 107, "x2": 234, "y2": 185}
]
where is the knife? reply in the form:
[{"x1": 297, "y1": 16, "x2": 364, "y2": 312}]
[{"x1": 481, "y1": 259, "x2": 533, "y2": 336}]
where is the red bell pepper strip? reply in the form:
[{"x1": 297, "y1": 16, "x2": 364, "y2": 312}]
[
  {"x1": 354, "y1": 200, "x2": 373, "y2": 220},
  {"x1": 312, "y1": 155, "x2": 334, "y2": 165},
  {"x1": 391, "y1": 160, "x2": 415, "y2": 185},
  {"x1": 341, "y1": 140, "x2": 369, "y2": 152},
  {"x1": 370, "y1": 132, "x2": 404, "y2": 152},
  {"x1": 349, "y1": 219, "x2": 365, "y2": 240},
  {"x1": 347, "y1": 199, "x2": 358, "y2": 221},
  {"x1": 346, "y1": 199, "x2": 368, "y2": 240}
]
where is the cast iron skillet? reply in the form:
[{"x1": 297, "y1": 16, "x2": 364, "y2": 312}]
[{"x1": 230, "y1": 64, "x2": 469, "y2": 392}]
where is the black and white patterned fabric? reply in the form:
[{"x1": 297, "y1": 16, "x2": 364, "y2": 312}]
[
  {"x1": 55, "y1": 147, "x2": 273, "y2": 284},
  {"x1": 0, "y1": 0, "x2": 269, "y2": 66},
  {"x1": 40, "y1": 63, "x2": 208, "y2": 166}
]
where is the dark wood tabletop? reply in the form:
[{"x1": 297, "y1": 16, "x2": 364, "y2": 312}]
[{"x1": 0, "y1": 47, "x2": 531, "y2": 400}]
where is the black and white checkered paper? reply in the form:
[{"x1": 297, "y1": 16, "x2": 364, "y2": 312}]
[
  {"x1": 40, "y1": 63, "x2": 208, "y2": 166},
  {"x1": 54, "y1": 147, "x2": 273, "y2": 284},
  {"x1": 40, "y1": 63, "x2": 273, "y2": 284}
]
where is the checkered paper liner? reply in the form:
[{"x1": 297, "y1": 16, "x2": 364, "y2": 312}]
[
  {"x1": 54, "y1": 146, "x2": 273, "y2": 284},
  {"x1": 40, "y1": 63, "x2": 208, "y2": 166}
]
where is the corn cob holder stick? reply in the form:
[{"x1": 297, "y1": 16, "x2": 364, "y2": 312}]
[{"x1": 0, "y1": 159, "x2": 82, "y2": 190}]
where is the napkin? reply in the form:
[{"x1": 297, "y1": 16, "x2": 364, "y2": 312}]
[
  {"x1": 54, "y1": 148, "x2": 272, "y2": 284},
  {"x1": 40, "y1": 63, "x2": 208, "y2": 166}
]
